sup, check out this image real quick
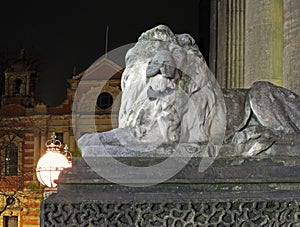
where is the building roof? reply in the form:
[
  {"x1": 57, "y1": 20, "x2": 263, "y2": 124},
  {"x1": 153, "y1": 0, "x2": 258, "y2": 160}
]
[
  {"x1": 5, "y1": 49, "x2": 32, "y2": 73},
  {"x1": 71, "y1": 57, "x2": 123, "y2": 81}
]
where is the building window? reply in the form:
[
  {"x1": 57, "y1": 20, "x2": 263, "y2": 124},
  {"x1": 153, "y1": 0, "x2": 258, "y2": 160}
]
[
  {"x1": 5, "y1": 144, "x2": 18, "y2": 176},
  {"x1": 13, "y1": 78, "x2": 23, "y2": 95},
  {"x1": 3, "y1": 216, "x2": 18, "y2": 227},
  {"x1": 56, "y1": 133, "x2": 64, "y2": 144},
  {"x1": 97, "y1": 92, "x2": 113, "y2": 109}
]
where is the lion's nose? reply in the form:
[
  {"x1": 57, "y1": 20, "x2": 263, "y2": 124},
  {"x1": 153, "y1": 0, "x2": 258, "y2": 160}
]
[
  {"x1": 161, "y1": 63, "x2": 176, "y2": 79},
  {"x1": 146, "y1": 60, "x2": 161, "y2": 78}
]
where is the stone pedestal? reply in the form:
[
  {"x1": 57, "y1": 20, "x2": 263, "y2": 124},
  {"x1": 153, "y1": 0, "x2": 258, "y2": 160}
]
[{"x1": 41, "y1": 153, "x2": 300, "y2": 225}]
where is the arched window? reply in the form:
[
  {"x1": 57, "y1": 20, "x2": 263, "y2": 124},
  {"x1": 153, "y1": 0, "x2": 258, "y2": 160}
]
[
  {"x1": 5, "y1": 143, "x2": 18, "y2": 176},
  {"x1": 13, "y1": 78, "x2": 23, "y2": 95}
]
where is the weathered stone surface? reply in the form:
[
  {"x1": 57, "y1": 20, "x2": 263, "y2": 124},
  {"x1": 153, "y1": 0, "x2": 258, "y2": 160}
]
[
  {"x1": 42, "y1": 199, "x2": 300, "y2": 226},
  {"x1": 225, "y1": 81, "x2": 300, "y2": 156},
  {"x1": 76, "y1": 25, "x2": 227, "y2": 183},
  {"x1": 77, "y1": 25, "x2": 300, "y2": 161},
  {"x1": 283, "y1": 0, "x2": 300, "y2": 95},
  {"x1": 41, "y1": 157, "x2": 300, "y2": 225},
  {"x1": 79, "y1": 25, "x2": 226, "y2": 146},
  {"x1": 118, "y1": 25, "x2": 226, "y2": 145},
  {"x1": 210, "y1": 0, "x2": 246, "y2": 88},
  {"x1": 79, "y1": 80, "x2": 300, "y2": 159},
  {"x1": 245, "y1": 0, "x2": 283, "y2": 87}
]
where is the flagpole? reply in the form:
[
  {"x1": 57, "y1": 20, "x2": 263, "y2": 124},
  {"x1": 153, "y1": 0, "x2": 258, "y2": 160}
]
[{"x1": 105, "y1": 24, "x2": 109, "y2": 58}]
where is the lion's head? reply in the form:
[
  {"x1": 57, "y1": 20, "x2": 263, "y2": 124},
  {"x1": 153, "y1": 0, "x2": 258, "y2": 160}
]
[{"x1": 119, "y1": 25, "x2": 226, "y2": 146}]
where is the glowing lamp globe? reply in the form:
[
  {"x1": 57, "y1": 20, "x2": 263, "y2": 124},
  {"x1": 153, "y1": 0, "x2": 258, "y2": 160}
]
[
  {"x1": 36, "y1": 133, "x2": 72, "y2": 188},
  {"x1": 36, "y1": 152, "x2": 70, "y2": 188}
]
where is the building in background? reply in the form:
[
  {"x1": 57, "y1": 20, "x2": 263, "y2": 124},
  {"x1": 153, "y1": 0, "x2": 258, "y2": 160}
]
[{"x1": 0, "y1": 51, "x2": 122, "y2": 226}]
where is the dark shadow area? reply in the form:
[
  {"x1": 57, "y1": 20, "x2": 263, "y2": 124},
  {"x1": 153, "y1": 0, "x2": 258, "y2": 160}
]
[{"x1": 198, "y1": 0, "x2": 211, "y2": 64}]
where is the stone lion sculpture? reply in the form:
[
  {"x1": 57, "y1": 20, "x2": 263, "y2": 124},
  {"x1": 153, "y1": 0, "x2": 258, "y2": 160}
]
[
  {"x1": 78, "y1": 25, "x2": 300, "y2": 160},
  {"x1": 224, "y1": 81, "x2": 300, "y2": 157},
  {"x1": 78, "y1": 25, "x2": 226, "y2": 161},
  {"x1": 118, "y1": 25, "x2": 226, "y2": 147}
]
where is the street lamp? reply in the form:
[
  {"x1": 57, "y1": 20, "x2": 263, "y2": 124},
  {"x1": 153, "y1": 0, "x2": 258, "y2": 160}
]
[{"x1": 36, "y1": 133, "x2": 72, "y2": 188}]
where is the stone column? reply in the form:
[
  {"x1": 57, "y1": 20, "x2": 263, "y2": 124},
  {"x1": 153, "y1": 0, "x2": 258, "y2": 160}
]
[
  {"x1": 33, "y1": 128, "x2": 40, "y2": 165},
  {"x1": 69, "y1": 135, "x2": 76, "y2": 156},
  {"x1": 4, "y1": 74, "x2": 9, "y2": 96},
  {"x1": 227, "y1": 0, "x2": 245, "y2": 88},
  {"x1": 209, "y1": 0, "x2": 217, "y2": 76},
  {"x1": 26, "y1": 73, "x2": 30, "y2": 95},
  {"x1": 244, "y1": 0, "x2": 283, "y2": 87},
  {"x1": 283, "y1": 0, "x2": 300, "y2": 95},
  {"x1": 63, "y1": 130, "x2": 70, "y2": 147},
  {"x1": 40, "y1": 128, "x2": 47, "y2": 153},
  {"x1": 210, "y1": 0, "x2": 246, "y2": 88},
  {"x1": 210, "y1": 0, "x2": 228, "y2": 87},
  {"x1": 33, "y1": 128, "x2": 41, "y2": 183}
]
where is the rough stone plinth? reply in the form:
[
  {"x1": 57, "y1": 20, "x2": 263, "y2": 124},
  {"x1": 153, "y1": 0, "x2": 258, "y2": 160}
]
[{"x1": 41, "y1": 156, "x2": 300, "y2": 226}]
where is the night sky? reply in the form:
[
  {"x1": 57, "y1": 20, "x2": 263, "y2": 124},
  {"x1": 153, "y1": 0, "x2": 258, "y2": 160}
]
[{"x1": 0, "y1": 0, "x2": 209, "y2": 106}]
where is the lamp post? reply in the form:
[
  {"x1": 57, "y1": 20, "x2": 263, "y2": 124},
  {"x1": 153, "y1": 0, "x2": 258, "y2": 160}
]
[{"x1": 36, "y1": 132, "x2": 72, "y2": 188}]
